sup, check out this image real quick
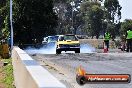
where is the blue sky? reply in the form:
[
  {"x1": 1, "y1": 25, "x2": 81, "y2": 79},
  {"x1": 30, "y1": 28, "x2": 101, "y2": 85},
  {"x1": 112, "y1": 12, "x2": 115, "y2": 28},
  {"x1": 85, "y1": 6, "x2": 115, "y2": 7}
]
[{"x1": 119, "y1": 0, "x2": 132, "y2": 21}]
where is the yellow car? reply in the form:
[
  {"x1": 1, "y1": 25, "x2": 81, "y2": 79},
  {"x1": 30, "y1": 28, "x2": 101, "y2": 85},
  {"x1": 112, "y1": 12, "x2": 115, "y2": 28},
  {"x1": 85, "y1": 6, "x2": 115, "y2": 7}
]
[{"x1": 56, "y1": 34, "x2": 80, "y2": 54}]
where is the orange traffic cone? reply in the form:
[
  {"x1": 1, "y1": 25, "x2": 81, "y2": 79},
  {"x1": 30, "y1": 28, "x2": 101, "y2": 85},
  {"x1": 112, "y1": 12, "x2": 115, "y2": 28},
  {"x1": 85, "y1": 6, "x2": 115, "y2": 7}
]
[{"x1": 103, "y1": 42, "x2": 108, "y2": 53}]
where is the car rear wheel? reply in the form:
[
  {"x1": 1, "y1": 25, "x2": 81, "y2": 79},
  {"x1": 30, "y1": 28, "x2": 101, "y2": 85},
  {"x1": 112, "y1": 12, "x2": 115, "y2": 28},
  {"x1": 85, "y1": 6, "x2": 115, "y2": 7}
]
[
  {"x1": 56, "y1": 49, "x2": 61, "y2": 54},
  {"x1": 75, "y1": 49, "x2": 80, "y2": 53}
]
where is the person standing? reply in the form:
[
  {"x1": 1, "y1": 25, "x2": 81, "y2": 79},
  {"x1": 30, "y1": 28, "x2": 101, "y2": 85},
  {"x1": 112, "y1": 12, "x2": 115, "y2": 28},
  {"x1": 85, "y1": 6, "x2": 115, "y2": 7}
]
[
  {"x1": 104, "y1": 31, "x2": 111, "y2": 51},
  {"x1": 126, "y1": 28, "x2": 132, "y2": 52},
  {"x1": 120, "y1": 34, "x2": 126, "y2": 51}
]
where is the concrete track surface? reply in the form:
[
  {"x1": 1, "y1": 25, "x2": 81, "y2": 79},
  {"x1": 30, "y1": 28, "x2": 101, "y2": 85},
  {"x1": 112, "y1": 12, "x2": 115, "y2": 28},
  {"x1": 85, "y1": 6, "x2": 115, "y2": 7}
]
[{"x1": 31, "y1": 53, "x2": 132, "y2": 88}]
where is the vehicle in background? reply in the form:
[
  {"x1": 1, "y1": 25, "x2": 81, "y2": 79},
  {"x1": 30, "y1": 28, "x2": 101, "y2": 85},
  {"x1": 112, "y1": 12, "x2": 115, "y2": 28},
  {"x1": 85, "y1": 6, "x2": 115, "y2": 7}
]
[
  {"x1": 42, "y1": 35, "x2": 60, "y2": 48},
  {"x1": 42, "y1": 35, "x2": 59, "y2": 44},
  {"x1": 56, "y1": 34, "x2": 80, "y2": 54},
  {"x1": 42, "y1": 37, "x2": 48, "y2": 44}
]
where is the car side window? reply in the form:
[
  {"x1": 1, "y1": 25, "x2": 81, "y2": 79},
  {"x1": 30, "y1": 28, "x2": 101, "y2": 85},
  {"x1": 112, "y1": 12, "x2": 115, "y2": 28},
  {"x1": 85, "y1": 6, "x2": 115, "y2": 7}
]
[
  {"x1": 44, "y1": 37, "x2": 47, "y2": 42},
  {"x1": 45, "y1": 38, "x2": 48, "y2": 41},
  {"x1": 47, "y1": 37, "x2": 51, "y2": 43},
  {"x1": 59, "y1": 37, "x2": 64, "y2": 41}
]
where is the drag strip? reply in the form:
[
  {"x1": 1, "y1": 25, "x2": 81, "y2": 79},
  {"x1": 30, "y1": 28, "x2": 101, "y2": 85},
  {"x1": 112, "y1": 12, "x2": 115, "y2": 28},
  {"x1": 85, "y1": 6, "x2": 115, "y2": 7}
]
[{"x1": 31, "y1": 53, "x2": 132, "y2": 88}]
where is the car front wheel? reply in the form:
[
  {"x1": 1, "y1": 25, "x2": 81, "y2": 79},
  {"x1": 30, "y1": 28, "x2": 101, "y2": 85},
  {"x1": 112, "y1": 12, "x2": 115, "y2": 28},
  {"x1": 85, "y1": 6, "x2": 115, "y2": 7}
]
[
  {"x1": 56, "y1": 49, "x2": 61, "y2": 54},
  {"x1": 75, "y1": 49, "x2": 80, "y2": 53}
]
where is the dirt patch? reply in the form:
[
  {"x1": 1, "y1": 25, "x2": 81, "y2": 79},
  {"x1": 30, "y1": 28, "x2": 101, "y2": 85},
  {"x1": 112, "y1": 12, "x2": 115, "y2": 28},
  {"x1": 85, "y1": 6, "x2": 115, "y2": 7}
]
[
  {"x1": 0, "y1": 83, "x2": 5, "y2": 88},
  {"x1": 79, "y1": 39, "x2": 118, "y2": 49},
  {"x1": 0, "y1": 67, "x2": 6, "y2": 88}
]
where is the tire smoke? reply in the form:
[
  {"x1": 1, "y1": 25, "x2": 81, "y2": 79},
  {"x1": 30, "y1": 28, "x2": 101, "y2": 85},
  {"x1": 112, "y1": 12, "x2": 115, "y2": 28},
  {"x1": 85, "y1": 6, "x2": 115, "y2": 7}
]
[
  {"x1": 24, "y1": 43, "x2": 56, "y2": 54},
  {"x1": 24, "y1": 43, "x2": 96, "y2": 54},
  {"x1": 80, "y1": 43, "x2": 96, "y2": 53}
]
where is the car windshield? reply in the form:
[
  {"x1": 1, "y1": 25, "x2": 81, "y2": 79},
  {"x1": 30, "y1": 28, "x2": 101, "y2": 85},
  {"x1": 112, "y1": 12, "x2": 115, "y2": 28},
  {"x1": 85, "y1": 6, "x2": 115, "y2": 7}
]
[
  {"x1": 59, "y1": 35, "x2": 78, "y2": 41},
  {"x1": 48, "y1": 36, "x2": 59, "y2": 42}
]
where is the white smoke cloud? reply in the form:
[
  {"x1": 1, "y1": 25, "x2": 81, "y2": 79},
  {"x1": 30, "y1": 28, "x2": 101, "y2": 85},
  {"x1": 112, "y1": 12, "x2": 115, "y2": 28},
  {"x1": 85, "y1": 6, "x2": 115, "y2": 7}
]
[
  {"x1": 80, "y1": 43, "x2": 96, "y2": 53},
  {"x1": 24, "y1": 43, "x2": 96, "y2": 54},
  {"x1": 24, "y1": 43, "x2": 56, "y2": 54}
]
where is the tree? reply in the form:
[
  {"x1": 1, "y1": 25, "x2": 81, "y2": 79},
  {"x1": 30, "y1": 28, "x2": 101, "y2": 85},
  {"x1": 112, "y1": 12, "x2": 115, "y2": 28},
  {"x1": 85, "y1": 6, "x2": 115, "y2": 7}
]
[
  {"x1": 53, "y1": 0, "x2": 70, "y2": 34},
  {"x1": 53, "y1": 0, "x2": 84, "y2": 34},
  {"x1": 13, "y1": 0, "x2": 58, "y2": 44},
  {"x1": 89, "y1": 5, "x2": 104, "y2": 38},
  {"x1": 80, "y1": 0, "x2": 103, "y2": 38},
  {"x1": 104, "y1": 0, "x2": 121, "y2": 23},
  {"x1": 104, "y1": 0, "x2": 122, "y2": 38},
  {"x1": 121, "y1": 19, "x2": 132, "y2": 35},
  {"x1": 0, "y1": 0, "x2": 10, "y2": 43}
]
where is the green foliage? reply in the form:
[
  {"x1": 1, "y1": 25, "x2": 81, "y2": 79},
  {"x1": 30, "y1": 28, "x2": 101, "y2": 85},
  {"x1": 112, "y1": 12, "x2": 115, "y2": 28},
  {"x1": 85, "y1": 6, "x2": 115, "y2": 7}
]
[
  {"x1": 54, "y1": 0, "x2": 84, "y2": 34},
  {"x1": 80, "y1": 1, "x2": 103, "y2": 38},
  {"x1": 54, "y1": 0, "x2": 122, "y2": 38},
  {"x1": 0, "y1": 0, "x2": 10, "y2": 43},
  {"x1": 80, "y1": 1, "x2": 101, "y2": 19},
  {"x1": 0, "y1": 0, "x2": 123, "y2": 43},
  {"x1": 104, "y1": 0, "x2": 122, "y2": 38},
  {"x1": 121, "y1": 19, "x2": 132, "y2": 34},
  {"x1": 13, "y1": 0, "x2": 58, "y2": 44},
  {"x1": 1, "y1": 59, "x2": 14, "y2": 88},
  {"x1": 2, "y1": 16, "x2": 10, "y2": 42},
  {"x1": 104, "y1": 0, "x2": 122, "y2": 23},
  {"x1": 90, "y1": 5, "x2": 103, "y2": 38},
  {"x1": 1, "y1": 0, "x2": 58, "y2": 44}
]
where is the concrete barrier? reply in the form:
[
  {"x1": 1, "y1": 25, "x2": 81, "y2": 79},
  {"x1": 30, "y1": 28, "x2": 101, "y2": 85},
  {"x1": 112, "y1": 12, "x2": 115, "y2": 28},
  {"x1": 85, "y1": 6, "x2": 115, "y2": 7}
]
[{"x1": 12, "y1": 47, "x2": 66, "y2": 88}]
